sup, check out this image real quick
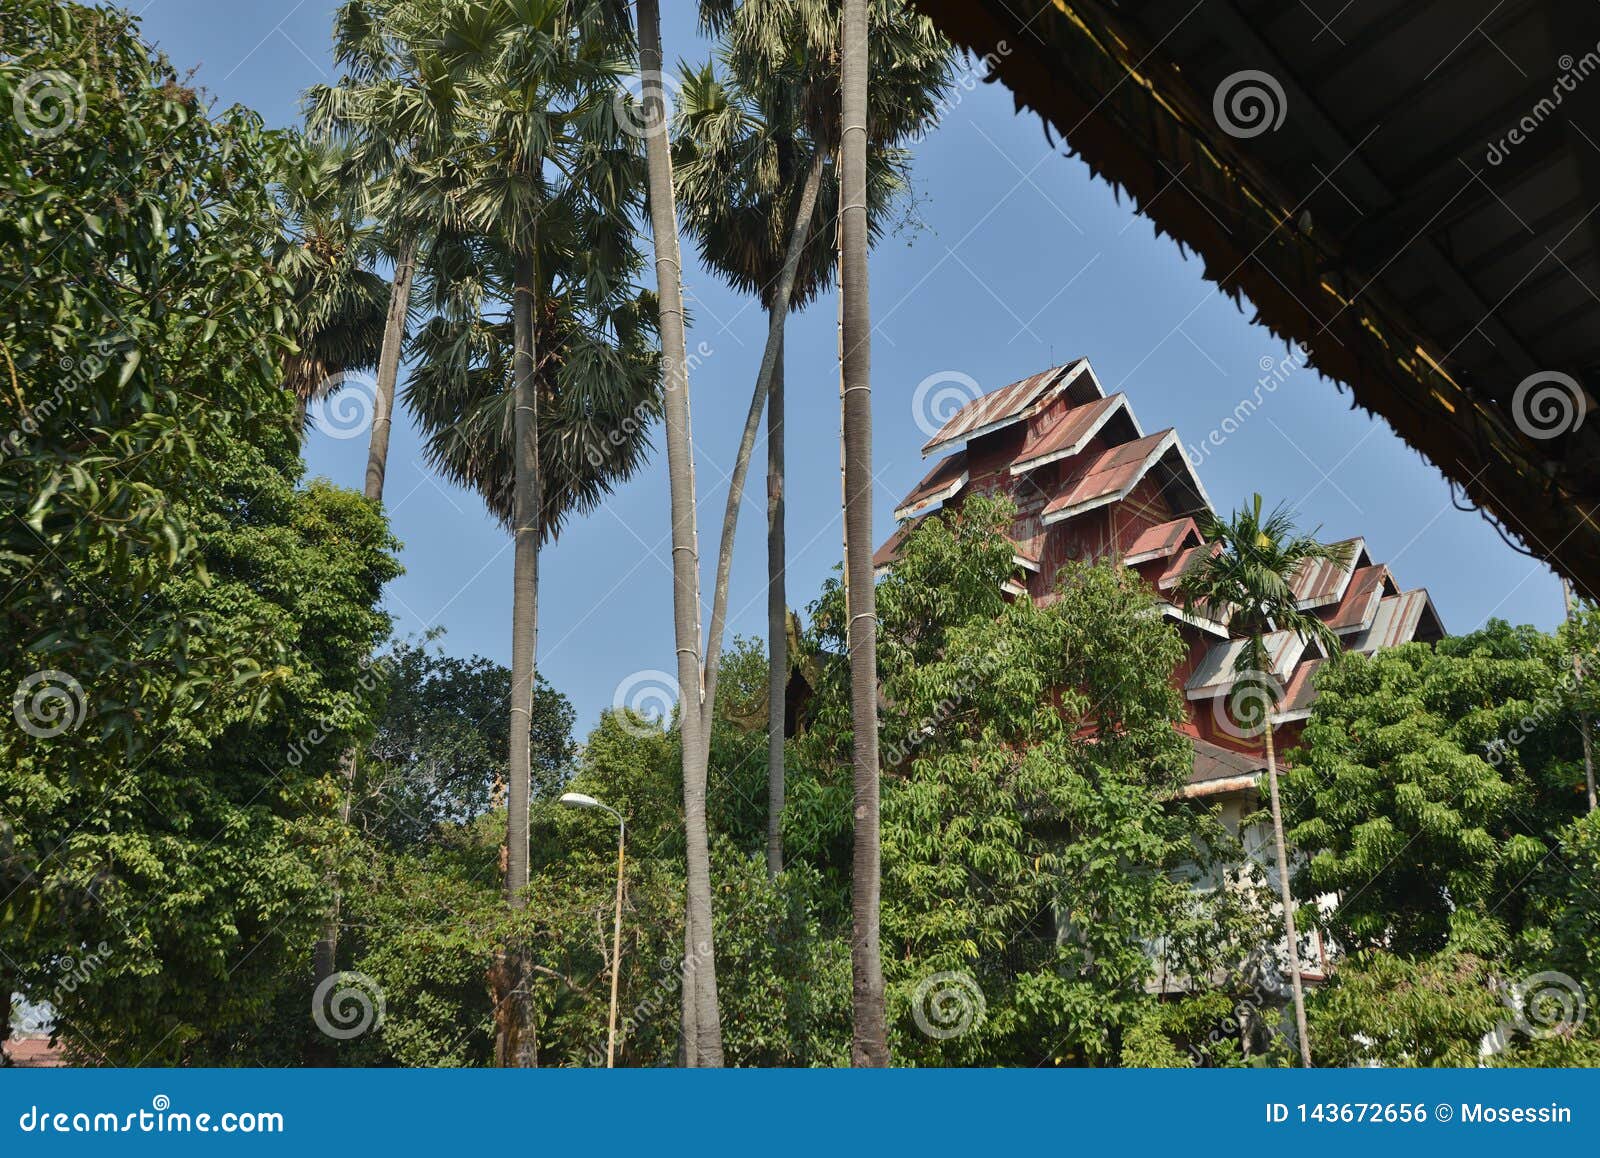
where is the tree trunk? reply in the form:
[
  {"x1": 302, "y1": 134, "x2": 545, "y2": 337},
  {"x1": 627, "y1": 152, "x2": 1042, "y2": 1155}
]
[
  {"x1": 1264, "y1": 721, "x2": 1313, "y2": 1067},
  {"x1": 365, "y1": 231, "x2": 419, "y2": 504},
  {"x1": 496, "y1": 245, "x2": 541, "y2": 1069},
  {"x1": 766, "y1": 322, "x2": 786, "y2": 879},
  {"x1": 697, "y1": 148, "x2": 827, "y2": 761},
  {"x1": 307, "y1": 234, "x2": 418, "y2": 1043},
  {"x1": 840, "y1": 0, "x2": 888, "y2": 1068},
  {"x1": 636, "y1": 0, "x2": 723, "y2": 1067},
  {"x1": 1563, "y1": 579, "x2": 1597, "y2": 812}
]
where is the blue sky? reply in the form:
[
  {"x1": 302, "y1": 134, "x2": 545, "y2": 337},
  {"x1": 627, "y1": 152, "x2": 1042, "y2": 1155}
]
[{"x1": 135, "y1": 1, "x2": 1564, "y2": 736}]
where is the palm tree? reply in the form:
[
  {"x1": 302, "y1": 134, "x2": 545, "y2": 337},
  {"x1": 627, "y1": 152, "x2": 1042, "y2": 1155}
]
[
  {"x1": 422, "y1": 0, "x2": 642, "y2": 1066},
  {"x1": 837, "y1": 0, "x2": 888, "y2": 1069},
  {"x1": 1175, "y1": 494, "x2": 1350, "y2": 1068},
  {"x1": 672, "y1": 55, "x2": 908, "y2": 878},
  {"x1": 632, "y1": 0, "x2": 726, "y2": 1066},
  {"x1": 685, "y1": 0, "x2": 950, "y2": 1066},
  {"x1": 272, "y1": 134, "x2": 391, "y2": 1045},
  {"x1": 272, "y1": 134, "x2": 389, "y2": 431},
  {"x1": 307, "y1": 0, "x2": 459, "y2": 506},
  {"x1": 673, "y1": 63, "x2": 829, "y2": 880}
]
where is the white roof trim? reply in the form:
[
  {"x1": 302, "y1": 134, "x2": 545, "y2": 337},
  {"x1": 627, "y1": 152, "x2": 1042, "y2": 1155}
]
[
  {"x1": 1041, "y1": 430, "x2": 1209, "y2": 526},
  {"x1": 893, "y1": 468, "x2": 968, "y2": 522},
  {"x1": 1152, "y1": 600, "x2": 1230, "y2": 638},
  {"x1": 1008, "y1": 393, "x2": 1142, "y2": 476},
  {"x1": 921, "y1": 360, "x2": 1098, "y2": 458}
]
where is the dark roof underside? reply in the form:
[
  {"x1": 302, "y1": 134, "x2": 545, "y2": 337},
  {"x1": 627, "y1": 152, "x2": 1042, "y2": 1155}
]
[{"x1": 913, "y1": 0, "x2": 1600, "y2": 596}]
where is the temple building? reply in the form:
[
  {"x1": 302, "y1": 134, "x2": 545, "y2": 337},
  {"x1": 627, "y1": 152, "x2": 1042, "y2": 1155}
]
[{"x1": 874, "y1": 359, "x2": 1447, "y2": 945}]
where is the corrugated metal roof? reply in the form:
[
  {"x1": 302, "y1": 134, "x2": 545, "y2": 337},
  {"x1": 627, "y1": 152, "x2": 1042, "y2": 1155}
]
[
  {"x1": 1009, "y1": 393, "x2": 1125, "y2": 475},
  {"x1": 1273, "y1": 656, "x2": 1326, "y2": 722},
  {"x1": 1189, "y1": 737, "x2": 1261, "y2": 787},
  {"x1": 1185, "y1": 631, "x2": 1307, "y2": 699},
  {"x1": 920, "y1": 360, "x2": 1084, "y2": 456},
  {"x1": 1125, "y1": 516, "x2": 1201, "y2": 566},
  {"x1": 1291, "y1": 538, "x2": 1364, "y2": 609},
  {"x1": 873, "y1": 518, "x2": 920, "y2": 571},
  {"x1": 1324, "y1": 564, "x2": 1392, "y2": 634},
  {"x1": 893, "y1": 451, "x2": 969, "y2": 521},
  {"x1": 1157, "y1": 540, "x2": 1222, "y2": 591},
  {"x1": 1041, "y1": 429, "x2": 1176, "y2": 524},
  {"x1": 1348, "y1": 589, "x2": 1440, "y2": 654}
]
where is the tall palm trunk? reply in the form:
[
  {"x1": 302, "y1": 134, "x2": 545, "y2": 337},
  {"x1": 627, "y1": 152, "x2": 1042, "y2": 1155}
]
[
  {"x1": 698, "y1": 148, "x2": 826, "y2": 772},
  {"x1": 365, "y1": 231, "x2": 419, "y2": 503},
  {"x1": 636, "y1": 0, "x2": 723, "y2": 1067},
  {"x1": 1263, "y1": 721, "x2": 1312, "y2": 1067},
  {"x1": 1563, "y1": 579, "x2": 1597, "y2": 812},
  {"x1": 766, "y1": 321, "x2": 786, "y2": 879},
  {"x1": 840, "y1": 0, "x2": 888, "y2": 1067},
  {"x1": 309, "y1": 233, "x2": 419, "y2": 1035},
  {"x1": 495, "y1": 246, "x2": 541, "y2": 1069}
]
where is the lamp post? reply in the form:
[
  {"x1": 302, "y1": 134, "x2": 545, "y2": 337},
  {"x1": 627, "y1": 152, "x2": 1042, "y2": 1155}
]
[{"x1": 558, "y1": 792, "x2": 626, "y2": 1067}]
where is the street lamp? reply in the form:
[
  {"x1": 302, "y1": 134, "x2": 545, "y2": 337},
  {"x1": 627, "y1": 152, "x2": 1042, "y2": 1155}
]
[{"x1": 558, "y1": 792, "x2": 626, "y2": 1068}]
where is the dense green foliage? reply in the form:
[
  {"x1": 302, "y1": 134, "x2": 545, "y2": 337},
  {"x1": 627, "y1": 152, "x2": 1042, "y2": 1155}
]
[
  {"x1": 1287, "y1": 623, "x2": 1600, "y2": 1066},
  {"x1": 1, "y1": 2, "x2": 398, "y2": 1065}
]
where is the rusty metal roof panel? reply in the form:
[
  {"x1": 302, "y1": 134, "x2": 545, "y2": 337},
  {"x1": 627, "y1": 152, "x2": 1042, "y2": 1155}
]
[
  {"x1": 893, "y1": 451, "x2": 969, "y2": 521},
  {"x1": 1126, "y1": 516, "x2": 1202, "y2": 566},
  {"x1": 1324, "y1": 565, "x2": 1392, "y2": 634},
  {"x1": 1185, "y1": 631, "x2": 1308, "y2": 699},
  {"x1": 1010, "y1": 393, "x2": 1126, "y2": 475},
  {"x1": 1158, "y1": 540, "x2": 1222, "y2": 591},
  {"x1": 873, "y1": 518, "x2": 921, "y2": 572},
  {"x1": 1188, "y1": 737, "x2": 1262, "y2": 789},
  {"x1": 1348, "y1": 589, "x2": 1442, "y2": 653},
  {"x1": 1041, "y1": 429, "x2": 1176, "y2": 524},
  {"x1": 1292, "y1": 538, "x2": 1366, "y2": 609},
  {"x1": 920, "y1": 360, "x2": 1085, "y2": 456}
]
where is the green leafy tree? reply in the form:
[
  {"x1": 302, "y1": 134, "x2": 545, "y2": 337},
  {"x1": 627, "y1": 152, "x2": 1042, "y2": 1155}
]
[
  {"x1": 1290, "y1": 623, "x2": 1599, "y2": 1066},
  {"x1": 2, "y1": 2, "x2": 398, "y2": 1064},
  {"x1": 805, "y1": 497, "x2": 1270, "y2": 1065}
]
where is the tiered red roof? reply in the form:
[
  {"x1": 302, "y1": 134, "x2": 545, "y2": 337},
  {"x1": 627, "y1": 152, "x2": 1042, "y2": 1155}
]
[{"x1": 879, "y1": 359, "x2": 1445, "y2": 794}]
